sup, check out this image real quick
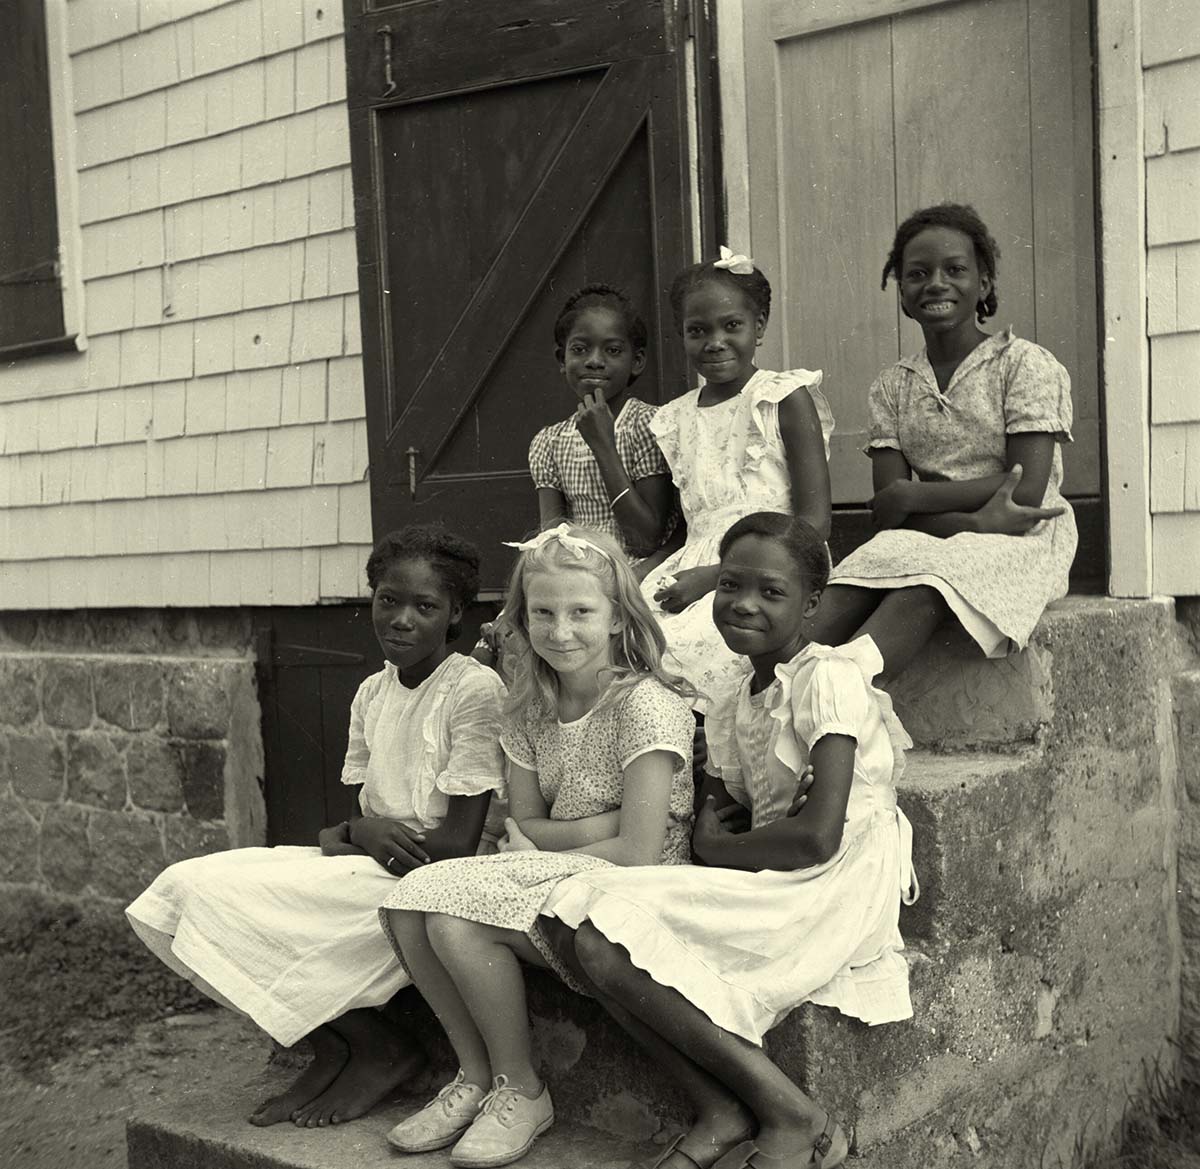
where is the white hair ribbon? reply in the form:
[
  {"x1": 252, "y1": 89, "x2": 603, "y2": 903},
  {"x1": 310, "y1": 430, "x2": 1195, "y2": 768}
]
[
  {"x1": 713, "y1": 245, "x2": 755, "y2": 275},
  {"x1": 503, "y1": 523, "x2": 612, "y2": 563}
]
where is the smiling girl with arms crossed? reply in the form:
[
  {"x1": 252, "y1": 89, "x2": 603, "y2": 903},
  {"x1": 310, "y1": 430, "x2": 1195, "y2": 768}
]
[{"x1": 806, "y1": 203, "x2": 1074, "y2": 682}]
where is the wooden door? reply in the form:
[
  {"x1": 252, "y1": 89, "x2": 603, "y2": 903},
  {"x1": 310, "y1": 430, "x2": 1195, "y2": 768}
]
[
  {"x1": 729, "y1": 0, "x2": 1100, "y2": 507},
  {"x1": 343, "y1": 1, "x2": 696, "y2": 590}
]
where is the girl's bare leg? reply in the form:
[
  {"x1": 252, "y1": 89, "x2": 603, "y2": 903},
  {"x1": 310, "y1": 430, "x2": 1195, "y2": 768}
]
[
  {"x1": 425, "y1": 913, "x2": 547, "y2": 1097},
  {"x1": 858, "y1": 585, "x2": 948, "y2": 685},
  {"x1": 542, "y1": 917, "x2": 751, "y2": 1168},
  {"x1": 292, "y1": 1007, "x2": 426, "y2": 1127},
  {"x1": 803, "y1": 584, "x2": 881, "y2": 647},
  {"x1": 575, "y1": 924, "x2": 832, "y2": 1163},
  {"x1": 386, "y1": 908, "x2": 493, "y2": 1091},
  {"x1": 248, "y1": 1023, "x2": 349, "y2": 1126}
]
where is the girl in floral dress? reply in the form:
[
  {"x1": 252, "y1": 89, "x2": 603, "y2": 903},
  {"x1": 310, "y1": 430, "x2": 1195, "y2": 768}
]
[
  {"x1": 806, "y1": 204, "x2": 1074, "y2": 682},
  {"x1": 643, "y1": 248, "x2": 834, "y2": 714},
  {"x1": 547, "y1": 512, "x2": 918, "y2": 1169},
  {"x1": 126, "y1": 526, "x2": 507, "y2": 1129},
  {"x1": 380, "y1": 524, "x2": 696, "y2": 1168}
]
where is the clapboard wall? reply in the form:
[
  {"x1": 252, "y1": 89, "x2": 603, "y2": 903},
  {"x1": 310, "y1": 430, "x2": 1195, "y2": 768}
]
[{"x1": 0, "y1": 0, "x2": 372, "y2": 609}]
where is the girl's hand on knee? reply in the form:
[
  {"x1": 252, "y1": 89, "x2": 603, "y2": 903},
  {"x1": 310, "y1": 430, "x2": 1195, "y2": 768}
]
[
  {"x1": 975, "y1": 465, "x2": 1065, "y2": 535},
  {"x1": 349, "y1": 815, "x2": 431, "y2": 873},
  {"x1": 497, "y1": 817, "x2": 539, "y2": 853},
  {"x1": 653, "y1": 566, "x2": 715, "y2": 613},
  {"x1": 318, "y1": 821, "x2": 368, "y2": 857},
  {"x1": 786, "y1": 764, "x2": 816, "y2": 817}
]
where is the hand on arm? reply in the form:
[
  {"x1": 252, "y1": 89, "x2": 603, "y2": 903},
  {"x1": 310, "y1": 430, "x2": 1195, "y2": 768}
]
[
  {"x1": 348, "y1": 815, "x2": 431, "y2": 873},
  {"x1": 506, "y1": 760, "x2": 622, "y2": 850},
  {"x1": 692, "y1": 736, "x2": 852, "y2": 872},
  {"x1": 779, "y1": 388, "x2": 832, "y2": 540},
  {"x1": 653, "y1": 564, "x2": 719, "y2": 613},
  {"x1": 569, "y1": 748, "x2": 677, "y2": 866}
]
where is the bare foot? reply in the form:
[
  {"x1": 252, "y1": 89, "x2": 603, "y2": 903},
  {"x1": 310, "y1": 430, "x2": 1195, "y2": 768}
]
[
  {"x1": 292, "y1": 1041, "x2": 426, "y2": 1127},
  {"x1": 655, "y1": 1102, "x2": 754, "y2": 1169},
  {"x1": 249, "y1": 1027, "x2": 349, "y2": 1127}
]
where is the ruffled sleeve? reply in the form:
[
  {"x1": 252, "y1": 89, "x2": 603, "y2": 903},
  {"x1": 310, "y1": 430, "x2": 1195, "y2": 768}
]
[
  {"x1": 1002, "y1": 336, "x2": 1074, "y2": 444},
  {"x1": 769, "y1": 637, "x2": 912, "y2": 786},
  {"x1": 703, "y1": 682, "x2": 746, "y2": 803},
  {"x1": 339, "y1": 668, "x2": 387, "y2": 787},
  {"x1": 432, "y1": 662, "x2": 508, "y2": 799},
  {"x1": 647, "y1": 393, "x2": 689, "y2": 477},
  {"x1": 865, "y1": 369, "x2": 901, "y2": 453},
  {"x1": 748, "y1": 368, "x2": 834, "y2": 460},
  {"x1": 614, "y1": 679, "x2": 695, "y2": 771},
  {"x1": 528, "y1": 425, "x2": 561, "y2": 490}
]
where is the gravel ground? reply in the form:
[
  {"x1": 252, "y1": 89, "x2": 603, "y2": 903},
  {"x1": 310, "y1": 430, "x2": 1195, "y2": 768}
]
[{"x1": 1, "y1": 1008, "x2": 261, "y2": 1169}]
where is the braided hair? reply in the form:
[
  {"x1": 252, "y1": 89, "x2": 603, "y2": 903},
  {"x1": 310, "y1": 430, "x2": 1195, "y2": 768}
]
[
  {"x1": 668, "y1": 257, "x2": 772, "y2": 329},
  {"x1": 881, "y1": 202, "x2": 1000, "y2": 323},
  {"x1": 553, "y1": 284, "x2": 648, "y2": 359}
]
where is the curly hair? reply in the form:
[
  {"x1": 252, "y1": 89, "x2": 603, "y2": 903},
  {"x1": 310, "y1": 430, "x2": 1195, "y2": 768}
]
[
  {"x1": 365, "y1": 524, "x2": 481, "y2": 642},
  {"x1": 553, "y1": 284, "x2": 648, "y2": 358},
  {"x1": 668, "y1": 256, "x2": 772, "y2": 329},
  {"x1": 880, "y1": 202, "x2": 1000, "y2": 323},
  {"x1": 498, "y1": 525, "x2": 691, "y2": 721},
  {"x1": 718, "y1": 511, "x2": 830, "y2": 594}
]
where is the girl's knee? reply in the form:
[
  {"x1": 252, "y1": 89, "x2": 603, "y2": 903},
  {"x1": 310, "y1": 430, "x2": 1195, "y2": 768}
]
[
  {"x1": 386, "y1": 908, "x2": 425, "y2": 945},
  {"x1": 426, "y1": 912, "x2": 479, "y2": 948}
]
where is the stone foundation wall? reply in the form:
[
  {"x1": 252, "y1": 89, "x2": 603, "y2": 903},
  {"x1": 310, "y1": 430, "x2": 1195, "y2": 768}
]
[{"x1": 0, "y1": 610, "x2": 264, "y2": 905}]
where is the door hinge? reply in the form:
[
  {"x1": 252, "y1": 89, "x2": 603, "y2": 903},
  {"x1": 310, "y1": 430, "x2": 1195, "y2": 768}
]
[{"x1": 682, "y1": 0, "x2": 695, "y2": 40}]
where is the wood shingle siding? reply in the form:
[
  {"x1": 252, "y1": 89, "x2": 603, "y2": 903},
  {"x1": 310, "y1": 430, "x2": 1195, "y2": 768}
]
[{"x1": 0, "y1": 2, "x2": 371, "y2": 608}]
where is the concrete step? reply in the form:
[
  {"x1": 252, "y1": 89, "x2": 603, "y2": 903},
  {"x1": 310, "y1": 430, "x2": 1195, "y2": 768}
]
[{"x1": 126, "y1": 1042, "x2": 653, "y2": 1169}]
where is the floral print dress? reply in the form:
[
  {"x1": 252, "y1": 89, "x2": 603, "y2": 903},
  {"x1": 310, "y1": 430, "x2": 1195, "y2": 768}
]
[
  {"x1": 642, "y1": 369, "x2": 834, "y2": 713},
  {"x1": 831, "y1": 330, "x2": 1076, "y2": 655},
  {"x1": 379, "y1": 676, "x2": 696, "y2": 991}
]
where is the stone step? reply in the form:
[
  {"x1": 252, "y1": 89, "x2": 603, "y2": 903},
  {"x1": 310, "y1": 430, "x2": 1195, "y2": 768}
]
[{"x1": 126, "y1": 1042, "x2": 653, "y2": 1169}]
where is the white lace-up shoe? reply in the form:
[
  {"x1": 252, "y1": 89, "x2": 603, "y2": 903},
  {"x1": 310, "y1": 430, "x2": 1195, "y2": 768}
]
[
  {"x1": 386, "y1": 1070, "x2": 487, "y2": 1153},
  {"x1": 449, "y1": 1074, "x2": 554, "y2": 1168}
]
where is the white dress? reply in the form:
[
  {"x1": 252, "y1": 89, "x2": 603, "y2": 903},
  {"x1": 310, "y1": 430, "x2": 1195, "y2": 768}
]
[
  {"x1": 545, "y1": 637, "x2": 918, "y2": 1046},
  {"x1": 830, "y1": 330, "x2": 1076, "y2": 655},
  {"x1": 125, "y1": 653, "x2": 506, "y2": 1048},
  {"x1": 642, "y1": 369, "x2": 834, "y2": 713}
]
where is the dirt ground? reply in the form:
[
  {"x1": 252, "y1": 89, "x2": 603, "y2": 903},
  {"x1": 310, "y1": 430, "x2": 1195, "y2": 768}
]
[{"x1": 1, "y1": 1007, "x2": 260, "y2": 1169}]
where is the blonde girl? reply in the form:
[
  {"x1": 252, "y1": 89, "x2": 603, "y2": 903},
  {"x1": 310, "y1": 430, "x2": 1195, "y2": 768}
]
[{"x1": 379, "y1": 524, "x2": 696, "y2": 1168}]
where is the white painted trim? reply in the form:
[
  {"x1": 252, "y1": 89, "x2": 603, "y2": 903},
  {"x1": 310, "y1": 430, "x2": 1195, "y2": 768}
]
[
  {"x1": 44, "y1": 0, "x2": 88, "y2": 355},
  {"x1": 715, "y1": 0, "x2": 751, "y2": 253},
  {"x1": 1096, "y1": 0, "x2": 1152, "y2": 597}
]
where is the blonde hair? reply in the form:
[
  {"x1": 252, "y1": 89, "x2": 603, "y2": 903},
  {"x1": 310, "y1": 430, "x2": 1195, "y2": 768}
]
[{"x1": 498, "y1": 525, "x2": 691, "y2": 722}]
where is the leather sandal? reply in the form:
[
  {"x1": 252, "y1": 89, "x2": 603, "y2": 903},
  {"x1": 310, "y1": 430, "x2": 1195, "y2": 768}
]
[
  {"x1": 654, "y1": 1129, "x2": 757, "y2": 1169},
  {"x1": 709, "y1": 1115, "x2": 848, "y2": 1169}
]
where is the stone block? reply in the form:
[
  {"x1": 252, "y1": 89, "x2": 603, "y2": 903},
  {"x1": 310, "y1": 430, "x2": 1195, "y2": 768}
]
[
  {"x1": 167, "y1": 662, "x2": 232, "y2": 738},
  {"x1": 1174, "y1": 669, "x2": 1200, "y2": 804},
  {"x1": 178, "y1": 741, "x2": 226, "y2": 821},
  {"x1": 66, "y1": 732, "x2": 127, "y2": 811},
  {"x1": 7, "y1": 731, "x2": 66, "y2": 801},
  {"x1": 127, "y1": 738, "x2": 185, "y2": 812},
  {"x1": 39, "y1": 804, "x2": 94, "y2": 894},
  {"x1": 42, "y1": 659, "x2": 94, "y2": 729},
  {"x1": 0, "y1": 795, "x2": 41, "y2": 882},
  {"x1": 0, "y1": 657, "x2": 40, "y2": 725},
  {"x1": 88, "y1": 810, "x2": 164, "y2": 900},
  {"x1": 94, "y1": 659, "x2": 165, "y2": 731},
  {"x1": 163, "y1": 816, "x2": 230, "y2": 865},
  {"x1": 891, "y1": 633, "x2": 1052, "y2": 750}
]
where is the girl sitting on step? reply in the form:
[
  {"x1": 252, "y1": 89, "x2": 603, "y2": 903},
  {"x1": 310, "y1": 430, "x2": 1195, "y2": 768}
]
[
  {"x1": 805, "y1": 203, "x2": 1075, "y2": 685},
  {"x1": 544, "y1": 512, "x2": 919, "y2": 1169},
  {"x1": 127, "y1": 525, "x2": 507, "y2": 1129},
  {"x1": 380, "y1": 524, "x2": 696, "y2": 1168}
]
